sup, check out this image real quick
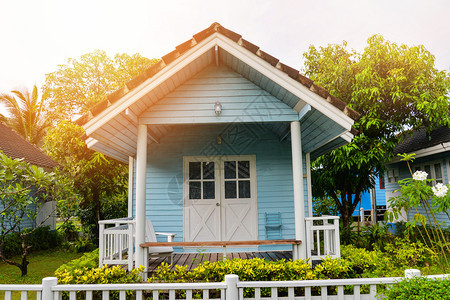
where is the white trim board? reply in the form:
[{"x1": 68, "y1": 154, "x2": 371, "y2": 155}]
[
  {"x1": 83, "y1": 33, "x2": 220, "y2": 135},
  {"x1": 386, "y1": 142, "x2": 450, "y2": 164},
  {"x1": 83, "y1": 32, "x2": 355, "y2": 137}
]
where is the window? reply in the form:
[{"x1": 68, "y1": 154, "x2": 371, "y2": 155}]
[
  {"x1": 414, "y1": 161, "x2": 444, "y2": 186},
  {"x1": 224, "y1": 160, "x2": 251, "y2": 199},
  {"x1": 387, "y1": 168, "x2": 399, "y2": 183},
  {"x1": 188, "y1": 161, "x2": 216, "y2": 199}
]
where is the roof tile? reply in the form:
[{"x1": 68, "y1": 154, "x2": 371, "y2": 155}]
[
  {"x1": 107, "y1": 86, "x2": 130, "y2": 104},
  {"x1": 126, "y1": 73, "x2": 148, "y2": 90},
  {"x1": 394, "y1": 126, "x2": 450, "y2": 154},
  {"x1": 240, "y1": 39, "x2": 259, "y2": 54},
  {"x1": 327, "y1": 95, "x2": 347, "y2": 111},
  {"x1": 75, "y1": 113, "x2": 92, "y2": 126},
  {"x1": 193, "y1": 23, "x2": 218, "y2": 43},
  {"x1": 310, "y1": 84, "x2": 330, "y2": 99},
  {"x1": 90, "y1": 99, "x2": 111, "y2": 117},
  {"x1": 297, "y1": 74, "x2": 313, "y2": 88},
  {"x1": 176, "y1": 39, "x2": 197, "y2": 55},
  {"x1": 217, "y1": 25, "x2": 242, "y2": 42},
  {"x1": 0, "y1": 122, "x2": 58, "y2": 169},
  {"x1": 344, "y1": 107, "x2": 361, "y2": 121},
  {"x1": 350, "y1": 127, "x2": 359, "y2": 136},
  {"x1": 143, "y1": 60, "x2": 166, "y2": 78},
  {"x1": 278, "y1": 62, "x2": 299, "y2": 79},
  {"x1": 258, "y1": 50, "x2": 279, "y2": 67},
  {"x1": 162, "y1": 49, "x2": 181, "y2": 65}
]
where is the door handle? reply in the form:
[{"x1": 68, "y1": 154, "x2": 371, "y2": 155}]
[{"x1": 216, "y1": 203, "x2": 220, "y2": 206}]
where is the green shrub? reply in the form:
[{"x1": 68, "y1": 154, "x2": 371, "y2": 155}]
[
  {"x1": 151, "y1": 258, "x2": 316, "y2": 298},
  {"x1": 55, "y1": 249, "x2": 99, "y2": 273},
  {"x1": 150, "y1": 258, "x2": 315, "y2": 283},
  {"x1": 27, "y1": 226, "x2": 61, "y2": 251},
  {"x1": 55, "y1": 264, "x2": 143, "y2": 299},
  {"x1": 313, "y1": 257, "x2": 352, "y2": 279},
  {"x1": 2, "y1": 226, "x2": 62, "y2": 258},
  {"x1": 384, "y1": 239, "x2": 430, "y2": 269},
  {"x1": 384, "y1": 277, "x2": 450, "y2": 299},
  {"x1": 341, "y1": 244, "x2": 394, "y2": 277}
]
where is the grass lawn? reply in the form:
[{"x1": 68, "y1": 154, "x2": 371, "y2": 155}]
[{"x1": 0, "y1": 249, "x2": 83, "y2": 284}]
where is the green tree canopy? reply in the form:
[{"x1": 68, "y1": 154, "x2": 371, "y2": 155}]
[
  {"x1": 43, "y1": 121, "x2": 127, "y2": 240},
  {"x1": 42, "y1": 50, "x2": 158, "y2": 121},
  {"x1": 0, "y1": 85, "x2": 51, "y2": 145},
  {"x1": 305, "y1": 35, "x2": 450, "y2": 232}
]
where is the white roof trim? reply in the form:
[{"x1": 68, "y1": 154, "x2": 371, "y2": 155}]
[
  {"x1": 83, "y1": 33, "x2": 220, "y2": 136},
  {"x1": 83, "y1": 31, "x2": 355, "y2": 137},
  {"x1": 386, "y1": 142, "x2": 450, "y2": 164},
  {"x1": 215, "y1": 35, "x2": 355, "y2": 131}
]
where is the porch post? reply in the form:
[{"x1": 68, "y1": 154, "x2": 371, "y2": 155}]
[
  {"x1": 290, "y1": 121, "x2": 306, "y2": 260},
  {"x1": 128, "y1": 156, "x2": 134, "y2": 218},
  {"x1": 135, "y1": 124, "x2": 147, "y2": 268}
]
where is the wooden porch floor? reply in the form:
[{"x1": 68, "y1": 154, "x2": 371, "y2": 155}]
[{"x1": 147, "y1": 251, "x2": 293, "y2": 272}]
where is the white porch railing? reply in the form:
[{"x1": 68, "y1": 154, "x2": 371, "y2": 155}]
[
  {"x1": 305, "y1": 216, "x2": 340, "y2": 260},
  {"x1": 99, "y1": 217, "x2": 135, "y2": 271},
  {"x1": 0, "y1": 270, "x2": 448, "y2": 300},
  {"x1": 99, "y1": 216, "x2": 341, "y2": 271}
]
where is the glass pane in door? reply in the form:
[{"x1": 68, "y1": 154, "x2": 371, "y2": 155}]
[
  {"x1": 225, "y1": 181, "x2": 237, "y2": 198},
  {"x1": 189, "y1": 182, "x2": 201, "y2": 199}
]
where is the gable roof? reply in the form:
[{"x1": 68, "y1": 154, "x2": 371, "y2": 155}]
[
  {"x1": 77, "y1": 22, "x2": 360, "y2": 162},
  {"x1": 394, "y1": 126, "x2": 450, "y2": 156},
  {"x1": 0, "y1": 122, "x2": 58, "y2": 169},
  {"x1": 77, "y1": 22, "x2": 359, "y2": 128}
]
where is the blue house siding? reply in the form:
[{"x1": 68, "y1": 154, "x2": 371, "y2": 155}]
[
  {"x1": 139, "y1": 66, "x2": 300, "y2": 125},
  {"x1": 385, "y1": 152, "x2": 449, "y2": 227},
  {"x1": 132, "y1": 123, "x2": 309, "y2": 248}
]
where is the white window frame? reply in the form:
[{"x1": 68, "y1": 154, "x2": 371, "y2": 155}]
[
  {"x1": 387, "y1": 168, "x2": 399, "y2": 183},
  {"x1": 413, "y1": 160, "x2": 445, "y2": 185}
]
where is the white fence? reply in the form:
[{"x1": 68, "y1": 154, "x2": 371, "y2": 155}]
[
  {"x1": 305, "y1": 216, "x2": 340, "y2": 260},
  {"x1": 1, "y1": 270, "x2": 448, "y2": 300}
]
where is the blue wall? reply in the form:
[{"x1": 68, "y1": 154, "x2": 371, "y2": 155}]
[
  {"x1": 352, "y1": 176, "x2": 386, "y2": 216},
  {"x1": 385, "y1": 152, "x2": 449, "y2": 227},
  {"x1": 132, "y1": 123, "x2": 309, "y2": 249}
]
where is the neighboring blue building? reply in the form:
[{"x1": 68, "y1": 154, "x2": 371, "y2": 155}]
[
  {"x1": 0, "y1": 122, "x2": 59, "y2": 230},
  {"x1": 78, "y1": 23, "x2": 360, "y2": 262},
  {"x1": 352, "y1": 175, "x2": 386, "y2": 217},
  {"x1": 384, "y1": 126, "x2": 450, "y2": 226}
]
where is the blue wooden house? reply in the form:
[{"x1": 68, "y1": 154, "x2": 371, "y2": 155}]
[
  {"x1": 77, "y1": 23, "x2": 359, "y2": 267},
  {"x1": 385, "y1": 126, "x2": 450, "y2": 226}
]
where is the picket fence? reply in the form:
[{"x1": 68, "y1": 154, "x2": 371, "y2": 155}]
[{"x1": 1, "y1": 269, "x2": 448, "y2": 300}]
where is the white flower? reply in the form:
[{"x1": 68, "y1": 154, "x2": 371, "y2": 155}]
[
  {"x1": 432, "y1": 183, "x2": 448, "y2": 198},
  {"x1": 413, "y1": 170, "x2": 428, "y2": 181}
]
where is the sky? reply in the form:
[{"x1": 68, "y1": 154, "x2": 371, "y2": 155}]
[{"x1": 0, "y1": 0, "x2": 449, "y2": 100}]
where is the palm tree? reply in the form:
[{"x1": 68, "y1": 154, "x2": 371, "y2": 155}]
[{"x1": 0, "y1": 85, "x2": 51, "y2": 146}]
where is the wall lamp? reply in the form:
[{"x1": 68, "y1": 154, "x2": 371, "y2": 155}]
[{"x1": 214, "y1": 101, "x2": 222, "y2": 116}]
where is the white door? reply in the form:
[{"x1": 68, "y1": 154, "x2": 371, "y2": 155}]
[{"x1": 184, "y1": 156, "x2": 257, "y2": 242}]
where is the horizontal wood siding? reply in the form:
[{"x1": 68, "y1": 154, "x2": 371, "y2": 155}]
[
  {"x1": 385, "y1": 152, "x2": 449, "y2": 227},
  {"x1": 139, "y1": 66, "x2": 299, "y2": 124},
  {"x1": 301, "y1": 109, "x2": 346, "y2": 154},
  {"x1": 133, "y1": 123, "x2": 309, "y2": 245}
]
